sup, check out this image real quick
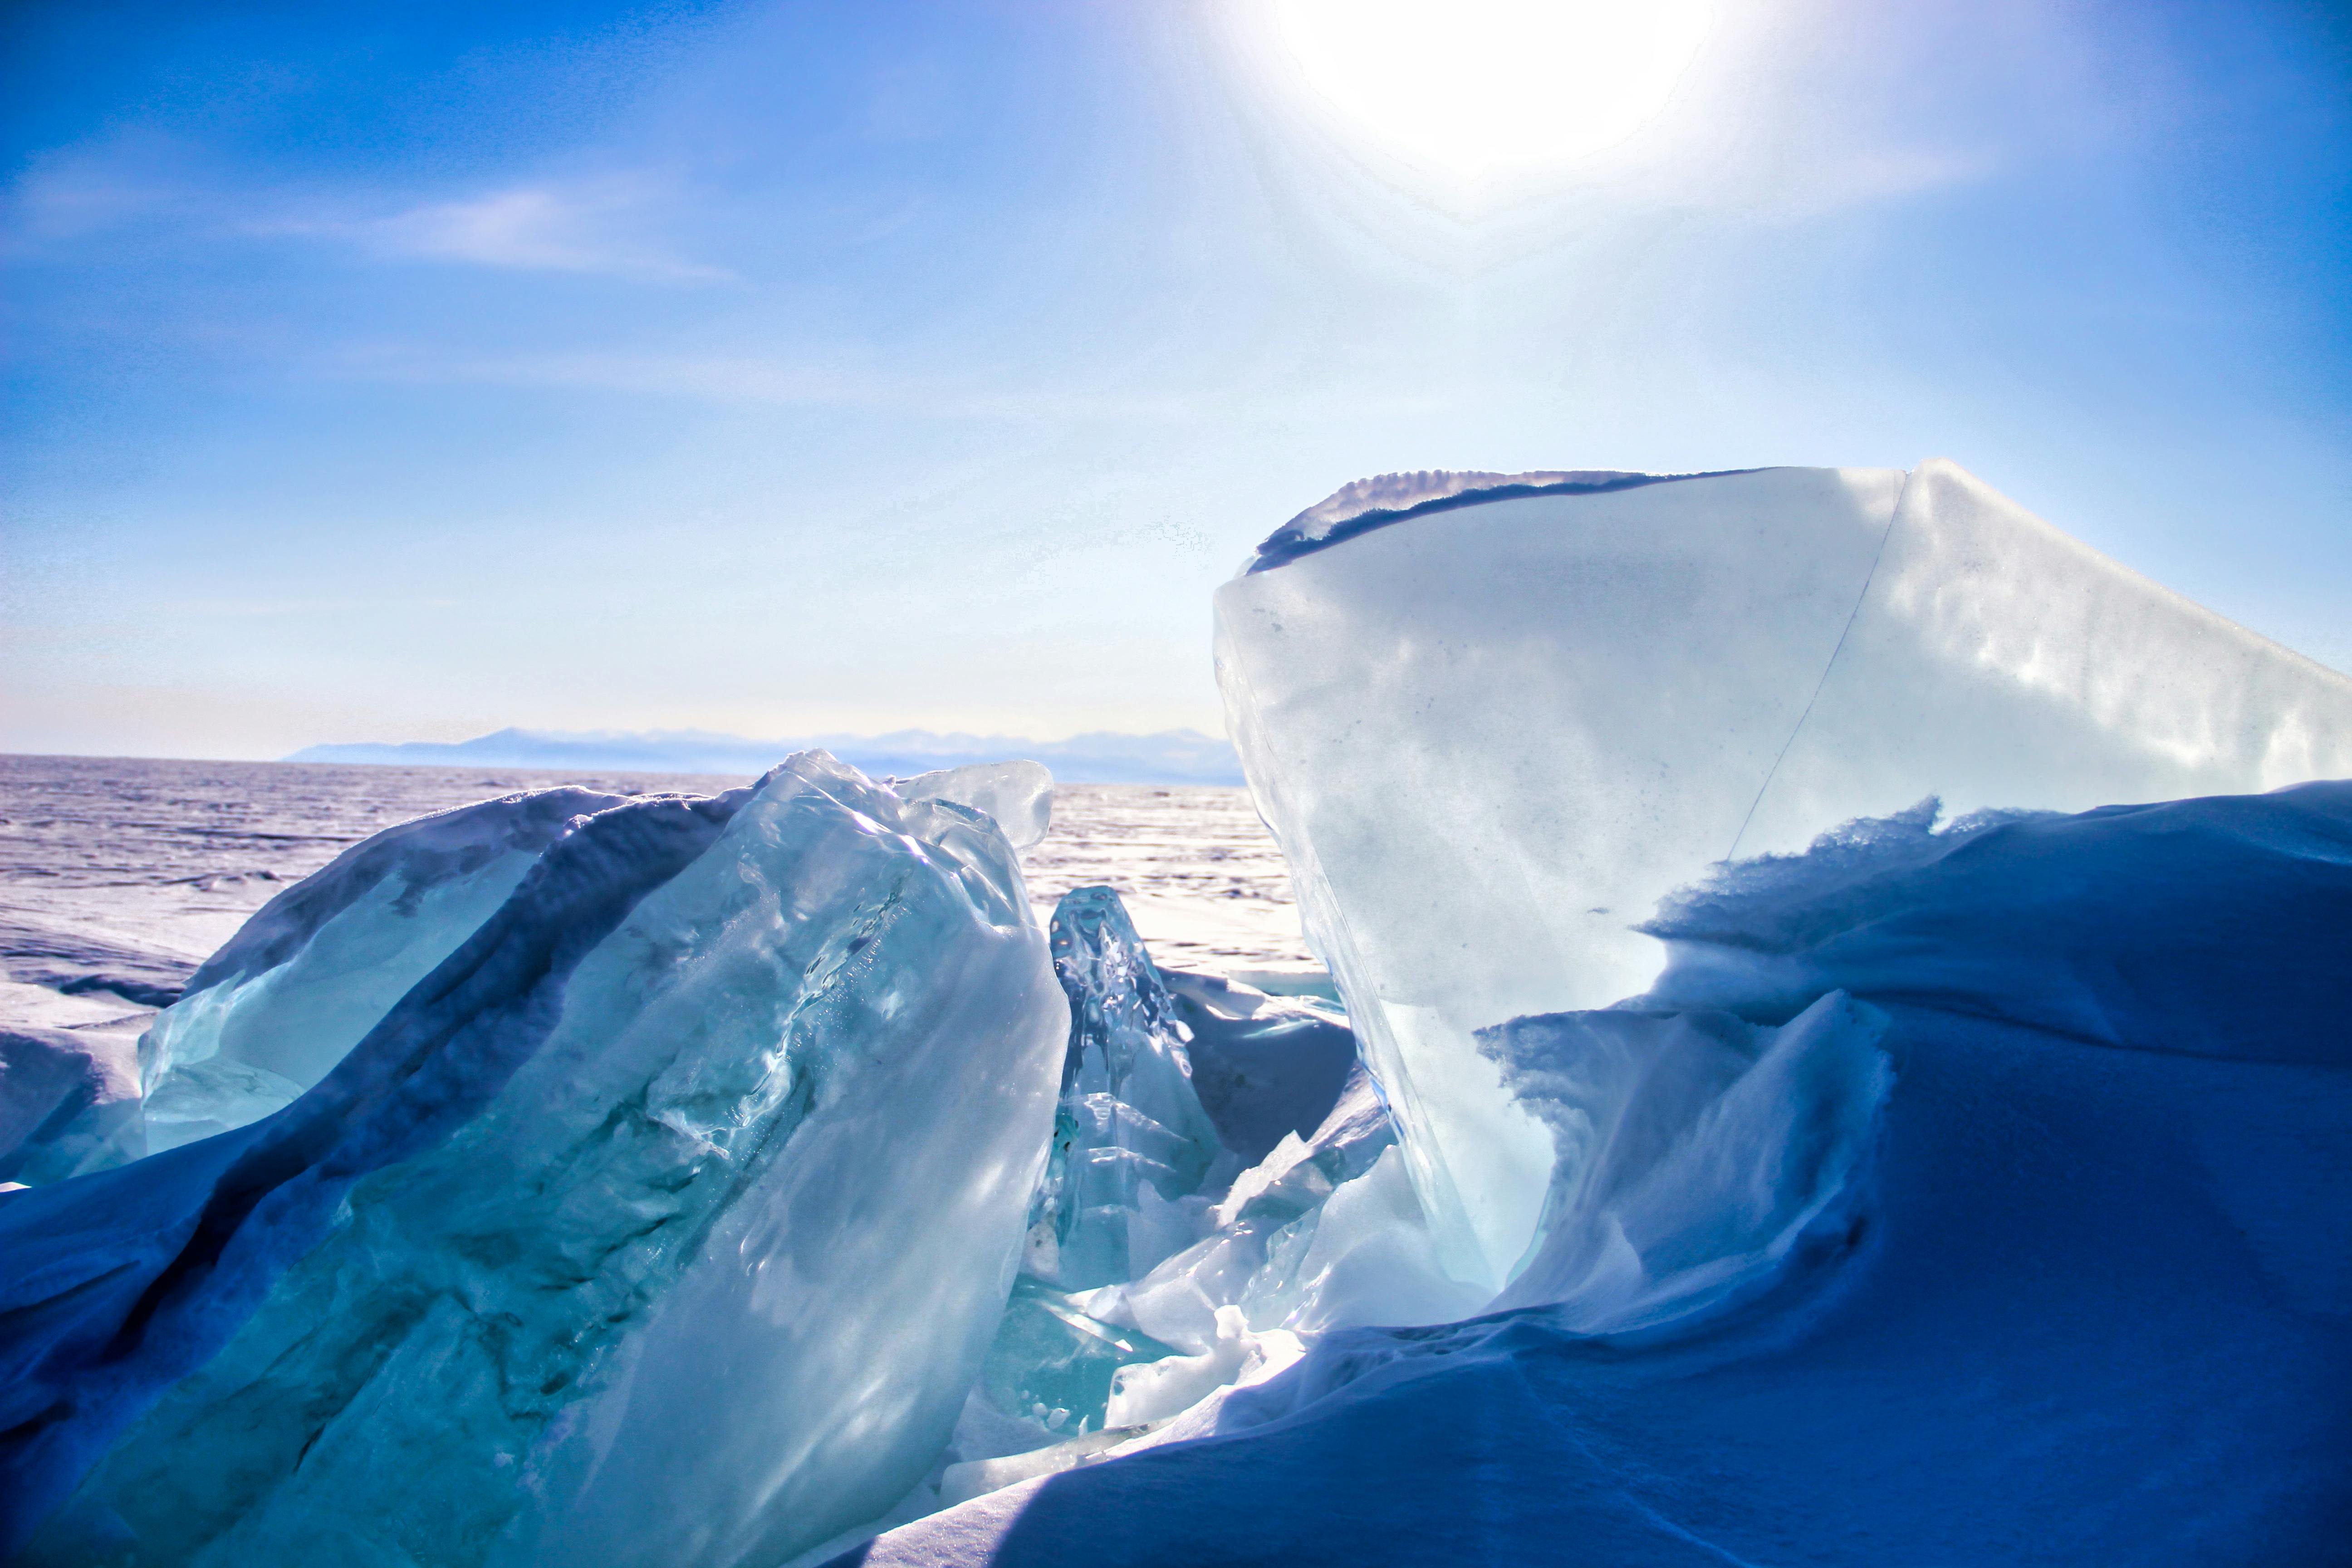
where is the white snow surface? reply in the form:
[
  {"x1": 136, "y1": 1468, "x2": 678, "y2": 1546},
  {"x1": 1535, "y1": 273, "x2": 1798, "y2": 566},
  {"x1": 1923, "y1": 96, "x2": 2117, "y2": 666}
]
[{"x1": 1215, "y1": 457, "x2": 2352, "y2": 1291}]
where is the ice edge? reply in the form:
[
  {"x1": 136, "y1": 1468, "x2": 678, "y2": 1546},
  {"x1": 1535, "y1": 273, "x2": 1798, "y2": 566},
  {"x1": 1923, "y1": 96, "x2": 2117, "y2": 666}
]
[{"x1": 1243, "y1": 467, "x2": 1769, "y2": 574}]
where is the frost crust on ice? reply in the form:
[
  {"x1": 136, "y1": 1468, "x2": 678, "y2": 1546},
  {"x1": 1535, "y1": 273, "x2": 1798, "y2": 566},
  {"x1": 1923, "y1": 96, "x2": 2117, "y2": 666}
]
[
  {"x1": 0, "y1": 752, "x2": 1068, "y2": 1568},
  {"x1": 1243, "y1": 466, "x2": 1748, "y2": 573},
  {"x1": 1214, "y1": 457, "x2": 2352, "y2": 1291},
  {"x1": 0, "y1": 1023, "x2": 142, "y2": 1186},
  {"x1": 1640, "y1": 785, "x2": 2352, "y2": 1064}
]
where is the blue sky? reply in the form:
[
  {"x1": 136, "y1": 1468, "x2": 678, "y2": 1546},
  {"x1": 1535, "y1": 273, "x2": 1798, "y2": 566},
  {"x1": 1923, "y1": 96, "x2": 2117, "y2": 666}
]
[{"x1": 4, "y1": 0, "x2": 2348, "y2": 759}]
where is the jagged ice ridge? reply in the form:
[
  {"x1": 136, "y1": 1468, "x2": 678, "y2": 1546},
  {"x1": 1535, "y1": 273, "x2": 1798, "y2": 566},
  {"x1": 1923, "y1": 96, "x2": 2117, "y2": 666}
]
[{"x1": 3, "y1": 458, "x2": 2349, "y2": 1565}]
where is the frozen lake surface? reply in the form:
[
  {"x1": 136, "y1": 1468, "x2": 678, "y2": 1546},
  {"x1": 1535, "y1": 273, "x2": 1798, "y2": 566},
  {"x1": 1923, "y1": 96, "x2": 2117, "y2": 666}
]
[{"x1": 0, "y1": 753, "x2": 1316, "y2": 1054}]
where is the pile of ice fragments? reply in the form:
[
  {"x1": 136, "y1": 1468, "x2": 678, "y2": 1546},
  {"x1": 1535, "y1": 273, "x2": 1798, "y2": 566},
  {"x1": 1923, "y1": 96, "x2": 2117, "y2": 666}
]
[{"x1": 5, "y1": 459, "x2": 2351, "y2": 1566}]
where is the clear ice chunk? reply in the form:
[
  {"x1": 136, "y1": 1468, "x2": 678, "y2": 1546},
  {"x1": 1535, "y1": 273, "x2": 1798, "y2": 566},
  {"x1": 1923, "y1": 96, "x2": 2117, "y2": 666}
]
[
  {"x1": 978, "y1": 1277, "x2": 1181, "y2": 1438},
  {"x1": 135, "y1": 785, "x2": 635, "y2": 1156},
  {"x1": 127, "y1": 763, "x2": 1054, "y2": 1167},
  {"x1": 964, "y1": 883, "x2": 1480, "y2": 1498},
  {"x1": 2, "y1": 753, "x2": 1068, "y2": 1568},
  {"x1": 1215, "y1": 460, "x2": 2352, "y2": 1292},
  {"x1": 892, "y1": 760, "x2": 1054, "y2": 851},
  {"x1": 1022, "y1": 886, "x2": 1224, "y2": 1291}
]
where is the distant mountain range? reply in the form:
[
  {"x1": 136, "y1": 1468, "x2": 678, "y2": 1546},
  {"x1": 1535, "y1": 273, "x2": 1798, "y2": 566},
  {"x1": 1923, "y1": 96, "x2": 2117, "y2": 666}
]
[{"x1": 285, "y1": 726, "x2": 1246, "y2": 786}]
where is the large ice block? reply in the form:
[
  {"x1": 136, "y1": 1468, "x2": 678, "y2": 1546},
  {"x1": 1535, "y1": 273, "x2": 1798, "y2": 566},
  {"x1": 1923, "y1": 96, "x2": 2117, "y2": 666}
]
[
  {"x1": 130, "y1": 762, "x2": 1051, "y2": 1166},
  {"x1": 1, "y1": 753, "x2": 1067, "y2": 1567},
  {"x1": 1214, "y1": 460, "x2": 2352, "y2": 1290}
]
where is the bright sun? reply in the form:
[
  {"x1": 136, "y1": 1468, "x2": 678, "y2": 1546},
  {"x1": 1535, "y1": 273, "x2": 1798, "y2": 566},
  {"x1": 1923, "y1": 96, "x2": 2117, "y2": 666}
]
[{"x1": 1269, "y1": 0, "x2": 1715, "y2": 181}]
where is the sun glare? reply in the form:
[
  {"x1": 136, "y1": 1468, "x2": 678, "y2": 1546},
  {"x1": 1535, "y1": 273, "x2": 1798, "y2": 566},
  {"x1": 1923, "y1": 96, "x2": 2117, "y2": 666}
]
[{"x1": 1269, "y1": 0, "x2": 1715, "y2": 181}]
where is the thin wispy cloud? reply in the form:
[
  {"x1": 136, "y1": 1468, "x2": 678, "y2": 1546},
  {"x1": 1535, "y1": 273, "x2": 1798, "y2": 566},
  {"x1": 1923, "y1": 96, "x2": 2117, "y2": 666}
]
[
  {"x1": 332, "y1": 346, "x2": 880, "y2": 404},
  {"x1": 268, "y1": 179, "x2": 735, "y2": 282},
  {"x1": 2, "y1": 133, "x2": 214, "y2": 248},
  {"x1": 5, "y1": 143, "x2": 735, "y2": 286},
  {"x1": 314, "y1": 343, "x2": 1437, "y2": 428}
]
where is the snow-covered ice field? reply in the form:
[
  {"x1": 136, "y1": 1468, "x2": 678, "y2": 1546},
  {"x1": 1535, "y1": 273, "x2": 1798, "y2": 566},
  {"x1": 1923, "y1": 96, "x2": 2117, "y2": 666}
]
[{"x1": 0, "y1": 752, "x2": 1314, "y2": 1035}]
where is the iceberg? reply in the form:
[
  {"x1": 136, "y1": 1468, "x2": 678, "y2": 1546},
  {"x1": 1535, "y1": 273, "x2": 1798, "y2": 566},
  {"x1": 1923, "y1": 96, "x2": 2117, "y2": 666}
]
[
  {"x1": 0, "y1": 753, "x2": 1067, "y2": 1567},
  {"x1": 1214, "y1": 459, "x2": 2352, "y2": 1291}
]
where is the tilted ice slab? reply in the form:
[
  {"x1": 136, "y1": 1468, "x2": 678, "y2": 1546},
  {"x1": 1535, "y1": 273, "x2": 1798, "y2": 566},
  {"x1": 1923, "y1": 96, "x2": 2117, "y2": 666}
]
[
  {"x1": 136, "y1": 786, "x2": 637, "y2": 1158},
  {"x1": 129, "y1": 760, "x2": 1053, "y2": 1167},
  {"x1": 0, "y1": 753, "x2": 1067, "y2": 1567},
  {"x1": 1215, "y1": 459, "x2": 2352, "y2": 1291}
]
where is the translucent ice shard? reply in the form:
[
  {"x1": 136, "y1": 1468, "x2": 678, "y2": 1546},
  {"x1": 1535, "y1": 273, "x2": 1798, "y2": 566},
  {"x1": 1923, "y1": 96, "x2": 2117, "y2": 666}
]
[
  {"x1": 135, "y1": 785, "x2": 634, "y2": 1156},
  {"x1": 1, "y1": 753, "x2": 1067, "y2": 1568},
  {"x1": 128, "y1": 764, "x2": 1052, "y2": 1167},
  {"x1": 979, "y1": 1277, "x2": 1181, "y2": 1437},
  {"x1": 1215, "y1": 460, "x2": 2352, "y2": 1292},
  {"x1": 961, "y1": 884, "x2": 1480, "y2": 1490},
  {"x1": 1022, "y1": 886, "x2": 1224, "y2": 1292},
  {"x1": 893, "y1": 760, "x2": 1054, "y2": 851}
]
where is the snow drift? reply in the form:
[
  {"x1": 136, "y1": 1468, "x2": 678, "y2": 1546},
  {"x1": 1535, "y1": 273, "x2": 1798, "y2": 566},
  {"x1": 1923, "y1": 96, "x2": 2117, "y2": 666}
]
[{"x1": 846, "y1": 781, "x2": 2352, "y2": 1565}]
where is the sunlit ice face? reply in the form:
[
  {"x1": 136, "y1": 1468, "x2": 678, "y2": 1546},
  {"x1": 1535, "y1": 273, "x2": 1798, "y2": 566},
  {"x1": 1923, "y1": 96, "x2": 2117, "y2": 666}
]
[{"x1": 1269, "y1": 0, "x2": 1715, "y2": 184}]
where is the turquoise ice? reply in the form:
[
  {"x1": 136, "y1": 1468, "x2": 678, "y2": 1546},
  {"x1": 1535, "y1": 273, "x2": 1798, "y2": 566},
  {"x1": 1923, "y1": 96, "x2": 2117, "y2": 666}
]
[{"x1": 3, "y1": 753, "x2": 1067, "y2": 1567}]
